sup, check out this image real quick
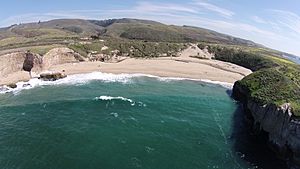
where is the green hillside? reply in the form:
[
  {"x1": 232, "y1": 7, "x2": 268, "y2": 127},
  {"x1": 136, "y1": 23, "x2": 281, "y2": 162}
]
[
  {"x1": 198, "y1": 43, "x2": 300, "y2": 116},
  {"x1": 0, "y1": 18, "x2": 260, "y2": 52}
]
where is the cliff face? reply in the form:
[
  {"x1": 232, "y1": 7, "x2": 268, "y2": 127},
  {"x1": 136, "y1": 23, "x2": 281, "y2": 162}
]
[
  {"x1": 0, "y1": 52, "x2": 43, "y2": 77},
  {"x1": 0, "y1": 48, "x2": 83, "y2": 77},
  {"x1": 232, "y1": 82, "x2": 300, "y2": 164}
]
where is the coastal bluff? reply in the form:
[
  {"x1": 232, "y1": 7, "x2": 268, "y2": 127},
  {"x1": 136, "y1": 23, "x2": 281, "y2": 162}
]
[
  {"x1": 0, "y1": 47, "x2": 82, "y2": 85},
  {"x1": 232, "y1": 81, "x2": 300, "y2": 164}
]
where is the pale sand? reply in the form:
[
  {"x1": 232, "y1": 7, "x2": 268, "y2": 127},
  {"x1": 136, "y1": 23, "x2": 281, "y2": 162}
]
[
  {"x1": 50, "y1": 57, "x2": 251, "y2": 83},
  {"x1": 0, "y1": 56, "x2": 252, "y2": 85}
]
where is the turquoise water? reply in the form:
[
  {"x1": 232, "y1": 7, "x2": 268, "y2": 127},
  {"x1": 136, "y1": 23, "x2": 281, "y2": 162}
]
[{"x1": 0, "y1": 75, "x2": 273, "y2": 169}]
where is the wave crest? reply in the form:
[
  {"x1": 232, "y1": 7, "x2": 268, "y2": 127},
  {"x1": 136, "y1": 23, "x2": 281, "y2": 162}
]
[
  {"x1": 94, "y1": 96, "x2": 134, "y2": 103},
  {"x1": 94, "y1": 96, "x2": 147, "y2": 107}
]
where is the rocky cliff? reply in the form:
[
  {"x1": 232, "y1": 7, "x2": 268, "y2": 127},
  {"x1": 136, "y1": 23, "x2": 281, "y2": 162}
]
[
  {"x1": 0, "y1": 48, "x2": 83, "y2": 77},
  {"x1": 0, "y1": 52, "x2": 43, "y2": 77},
  {"x1": 232, "y1": 81, "x2": 300, "y2": 164}
]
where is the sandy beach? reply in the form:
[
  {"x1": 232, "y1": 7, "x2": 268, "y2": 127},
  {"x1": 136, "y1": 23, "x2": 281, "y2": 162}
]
[
  {"x1": 0, "y1": 56, "x2": 252, "y2": 86},
  {"x1": 1, "y1": 58, "x2": 252, "y2": 85},
  {"x1": 0, "y1": 44, "x2": 253, "y2": 86},
  {"x1": 53, "y1": 58, "x2": 251, "y2": 83}
]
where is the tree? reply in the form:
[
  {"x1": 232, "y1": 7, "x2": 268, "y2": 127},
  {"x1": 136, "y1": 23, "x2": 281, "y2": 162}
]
[{"x1": 23, "y1": 51, "x2": 35, "y2": 78}]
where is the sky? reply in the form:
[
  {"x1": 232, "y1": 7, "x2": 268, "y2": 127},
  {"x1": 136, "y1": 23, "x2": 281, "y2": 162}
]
[{"x1": 0, "y1": 0, "x2": 300, "y2": 56}]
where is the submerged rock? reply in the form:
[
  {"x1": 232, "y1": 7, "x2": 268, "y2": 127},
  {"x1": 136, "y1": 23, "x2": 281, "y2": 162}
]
[{"x1": 39, "y1": 72, "x2": 67, "y2": 81}]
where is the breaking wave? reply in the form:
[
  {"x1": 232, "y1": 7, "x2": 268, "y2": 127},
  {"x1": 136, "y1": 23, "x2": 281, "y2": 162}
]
[
  {"x1": 94, "y1": 96, "x2": 147, "y2": 107},
  {"x1": 0, "y1": 72, "x2": 233, "y2": 94},
  {"x1": 94, "y1": 96, "x2": 134, "y2": 103}
]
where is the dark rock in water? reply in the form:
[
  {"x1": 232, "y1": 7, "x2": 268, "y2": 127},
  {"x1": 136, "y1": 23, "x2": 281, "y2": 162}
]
[
  {"x1": 39, "y1": 72, "x2": 67, "y2": 81},
  {"x1": 7, "y1": 83, "x2": 17, "y2": 88},
  {"x1": 22, "y1": 84, "x2": 31, "y2": 87}
]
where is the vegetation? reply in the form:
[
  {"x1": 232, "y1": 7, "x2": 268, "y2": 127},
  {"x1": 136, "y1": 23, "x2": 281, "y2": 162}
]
[
  {"x1": 0, "y1": 18, "x2": 260, "y2": 51},
  {"x1": 198, "y1": 44, "x2": 279, "y2": 71},
  {"x1": 237, "y1": 68, "x2": 300, "y2": 112},
  {"x1": 120, "y1": 27, "x2": 188, "y2": 42},
  {"x1": 68, "y1": 41, "x2": 105, "y2": 57},
  {"x1": 104, "y1": 39, "x2": 186, "y2": 57},
  {"x1": 68, "y1": 39, "x2": 186, "y2": 58},
  {"x1": 198, "y1": 43, "x2": 300, "y2": 116}
]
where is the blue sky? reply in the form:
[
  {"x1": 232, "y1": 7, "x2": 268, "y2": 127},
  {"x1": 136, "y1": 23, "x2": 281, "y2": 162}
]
[{"x1": 1, "y1": 0, "x2": 300, "y2": 56}]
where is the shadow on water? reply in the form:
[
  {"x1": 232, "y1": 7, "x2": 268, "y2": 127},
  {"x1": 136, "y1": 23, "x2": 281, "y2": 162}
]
[
  {"x1": 226, "y1": 89, "x2": 232, "y2": 97},
  {"x1": 230, "y1": 103, "x2": 293, "y2": 169}
]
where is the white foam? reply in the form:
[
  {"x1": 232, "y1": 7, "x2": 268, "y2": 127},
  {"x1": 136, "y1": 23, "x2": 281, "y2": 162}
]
[
  {"x1": 95, "y1": 96, "x2": 134, "y2": 103},
  {"x1": 200, "y1": 79, "x2": 233, "y2": 89},
  {"x1": 0, "y1": 72, "x2": 233, "y2": 94},
  {"x1": 94, "y1": 95, "x2": 147, "y2": 107},
  {"x1": 110, "y1": 112, "x2": 119, "y2": 118}
]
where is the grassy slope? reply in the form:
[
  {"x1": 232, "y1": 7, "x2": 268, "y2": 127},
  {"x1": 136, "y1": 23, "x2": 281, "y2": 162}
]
[
  {"x1": 0, "y1": 18, "x2": 263, "y2": 60},
  {"x1": 68, "y1": 39, "x2": 186, "y2": 58},
  {"x1": 0, "y1": 18, "x2": 261, "y2": 50},
  {"x1": 198, "y1": 43, "x2": 300, "y2": 116}
]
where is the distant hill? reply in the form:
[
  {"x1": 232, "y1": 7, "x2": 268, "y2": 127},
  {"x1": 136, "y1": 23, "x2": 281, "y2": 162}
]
[
  {"x1": 282, "y1": 53, "x2": 300, "y2": 64},
  {"x1": 1, "y1": 18, "x2": 298, "y2": 65},
  {"x1": 0, "y1": 18, "x2": 261, "y2": 47}
]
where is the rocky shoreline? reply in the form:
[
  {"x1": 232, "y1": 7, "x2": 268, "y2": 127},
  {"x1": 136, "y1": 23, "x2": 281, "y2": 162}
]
[{"x1": 232, "y1": 81, "x2": 300, "y2": 165}]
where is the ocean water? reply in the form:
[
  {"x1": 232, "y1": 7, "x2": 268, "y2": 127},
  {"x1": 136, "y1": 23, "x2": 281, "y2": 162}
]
[{"x1": 0, "y1": 73, "x2": 287, "y2": 169}]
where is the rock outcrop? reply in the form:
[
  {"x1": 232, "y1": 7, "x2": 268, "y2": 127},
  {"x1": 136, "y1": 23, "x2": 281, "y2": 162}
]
[
  {"x1": 0, "y1": 47, "x2": 84, "y2": 80},
  {"x1": 39, "y1": 72, "x2": 67, "y2": 81},
  {"x1": 7, "y1": 83, "x2": 17, "y2": 88},
  {"x1": 0, "y1": 52, "x2": 43, "y2": 77},
  {"x1": 43, "y1": 48, "x2": 84, "y2": 69},
  {"x1": 232, "y1": 82, "x2": 300, "y2": 164}
]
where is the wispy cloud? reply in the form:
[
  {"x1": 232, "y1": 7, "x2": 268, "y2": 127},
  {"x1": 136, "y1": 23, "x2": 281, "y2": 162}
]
[
  {"x1": 251, "y1": 16, "x2": 268, "y2": 24},
  {"x1": 0, "y1": 12, "x2": 89, "y2": 26},
  {"x1": 134, "y1": 1, "x2": 199, "y2": 14},
  {"x1": 269, "y1": 10, "x2": 300, "y2": 36},
  {"x1": 192, "y1": 0, "x2": 234, "y2": 18}
]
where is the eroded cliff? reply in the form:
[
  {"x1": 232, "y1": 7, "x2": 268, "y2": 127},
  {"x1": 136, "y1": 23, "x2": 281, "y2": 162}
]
[
  {"x1": 232, "y1": 81, "x2": 300, "y2": 164},
  {"x1": 0, "y1": 52, "x2": 43, "y2": 77}
]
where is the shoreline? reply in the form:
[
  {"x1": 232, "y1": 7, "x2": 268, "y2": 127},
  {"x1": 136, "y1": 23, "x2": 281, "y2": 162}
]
[
  {"x1": 0, "y1": 71, "x2": 235, "y2": 94},
  {"x1": 46, "y1": 57, "x2": 252, "y2": 83},
  {"x1": 0, "y1": 57, "x2": 252, "y2": 88}
]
